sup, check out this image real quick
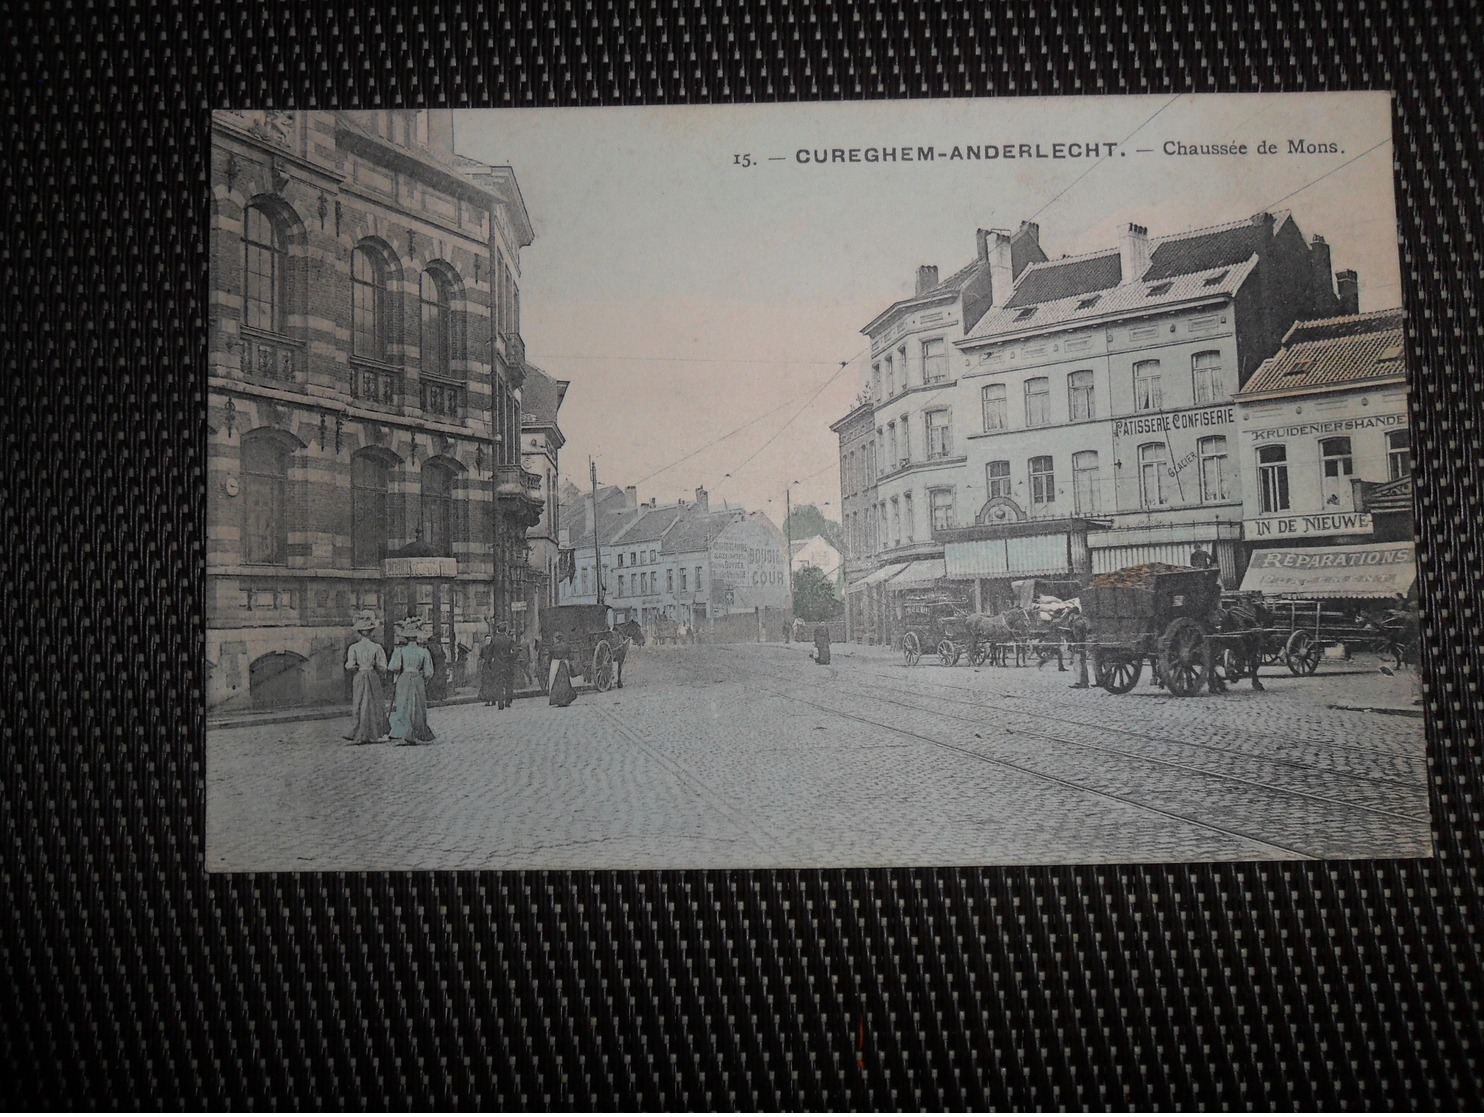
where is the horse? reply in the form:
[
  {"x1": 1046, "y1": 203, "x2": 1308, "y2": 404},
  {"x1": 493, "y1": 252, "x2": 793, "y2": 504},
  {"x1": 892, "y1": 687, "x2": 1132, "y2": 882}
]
[
  {"x1": 962, "y1": 608, "x2": 1032, "y2": 667},
  {"x1": 608, "y1": 619, "x2": 646, "y2": 687},
  {"x1": 1211, "y1": 598, "x2": 1268, "y2": 692}
]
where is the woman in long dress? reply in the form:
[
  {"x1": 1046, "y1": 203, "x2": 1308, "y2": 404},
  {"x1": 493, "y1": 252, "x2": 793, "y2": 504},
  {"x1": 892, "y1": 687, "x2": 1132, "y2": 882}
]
[
  {"x1": 387, "y1": 618, "x2": 437, "y2": 744},
  {"x1": 343, "y1": 612, "x2": 390, "y2": 744},
  {"x1": 547, "y1": 637, "x2": 577, "y2": 707}
]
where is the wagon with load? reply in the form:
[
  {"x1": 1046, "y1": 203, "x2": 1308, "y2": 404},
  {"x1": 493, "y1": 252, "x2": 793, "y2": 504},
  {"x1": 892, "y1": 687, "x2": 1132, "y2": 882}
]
[
  {"x1": 1080, "y1": 563, "x2": 1225, "y2": 696},
  {"x1": 899, "y1": 599, "x2": 970, "y2": 666},
  {"x1": 536, "y1": 603, "x2": 635, "y2": 693}
]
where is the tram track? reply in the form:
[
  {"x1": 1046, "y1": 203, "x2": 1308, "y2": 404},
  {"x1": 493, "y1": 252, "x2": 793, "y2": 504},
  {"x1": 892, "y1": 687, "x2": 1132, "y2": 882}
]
[{"x1": 722, "y1": 657, "x2": 1429, "y2": 857}]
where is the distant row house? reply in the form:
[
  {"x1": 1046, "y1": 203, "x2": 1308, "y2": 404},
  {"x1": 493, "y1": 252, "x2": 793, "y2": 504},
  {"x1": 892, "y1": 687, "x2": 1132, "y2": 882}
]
[{"x1": 834, "y1": 210, "x2": 1405, "y2": 645}]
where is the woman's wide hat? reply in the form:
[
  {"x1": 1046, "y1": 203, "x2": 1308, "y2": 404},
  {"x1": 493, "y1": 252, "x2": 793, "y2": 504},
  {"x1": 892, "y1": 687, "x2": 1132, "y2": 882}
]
[
  {"x1": 395, "y1": 614, "x2": 429, "y2": 640},
  {"x1": 351, "y1": 609, "x2": 379, "y2": 633}
]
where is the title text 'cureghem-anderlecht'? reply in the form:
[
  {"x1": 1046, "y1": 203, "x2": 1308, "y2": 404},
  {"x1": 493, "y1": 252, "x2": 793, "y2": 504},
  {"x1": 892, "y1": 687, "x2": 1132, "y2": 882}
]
[{"x1": 795, "y1": 141, "x2": 1119, "y2": 163}]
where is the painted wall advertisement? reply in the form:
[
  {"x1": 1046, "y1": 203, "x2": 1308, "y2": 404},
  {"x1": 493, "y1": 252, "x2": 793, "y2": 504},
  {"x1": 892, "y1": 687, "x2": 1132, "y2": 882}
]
[{"x1": 708, "y1": 516, "x2": 790, "y2": 611}]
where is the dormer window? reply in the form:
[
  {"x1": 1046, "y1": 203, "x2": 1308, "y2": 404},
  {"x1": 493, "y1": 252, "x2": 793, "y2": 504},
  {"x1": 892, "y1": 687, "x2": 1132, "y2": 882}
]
[
  {"x1": 1014, "y1": 307, "x2": 1038, "y2": 321},
  {"x1": 1283, "y1": 361, "x2": 1311, "y2": 377},
  {"x1": 1146, "y1": 282, "x2": 1173, "y2": 297},
  {"x1": 1203, "y1": 271, "x2": 1228, "y2": 286},
  {"x1": 1075, "y1": 295, "x2": 1101, "y2": 310},
  {"x1": 1377, "y1": 344, "x2": 1403, "y2": 362}
]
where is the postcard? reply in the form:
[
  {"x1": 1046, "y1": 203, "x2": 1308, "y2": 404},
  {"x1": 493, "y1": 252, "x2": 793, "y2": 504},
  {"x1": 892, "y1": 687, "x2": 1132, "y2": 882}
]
[{"x1": 205, "y1": 93, "x2": 1427, "y2": 871}]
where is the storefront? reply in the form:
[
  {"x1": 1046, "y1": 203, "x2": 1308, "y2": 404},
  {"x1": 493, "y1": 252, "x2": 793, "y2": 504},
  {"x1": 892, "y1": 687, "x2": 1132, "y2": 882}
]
[
  {"x1": 848, "y1": 562, "x2": 908, "y2": 644},
  {"x1": 1237, "y1": 541, "x2": 1416, "y2": 599},
  {"x1": 939, "y1": 517, "x2": 1107, "y2": 614}
]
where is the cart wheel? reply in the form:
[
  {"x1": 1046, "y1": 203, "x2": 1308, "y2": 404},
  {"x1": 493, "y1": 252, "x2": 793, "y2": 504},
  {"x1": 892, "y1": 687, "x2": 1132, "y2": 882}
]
[
  {"x1": 937, "y1": 638, "x2": 959, "y2": 667},
  {"x1": 1285, "y1": 630, "x2": 1322, "y2": 676},
  {"x1": 1097, "y1": 653, "x2": 1143, "y2": 694},
  {"x1": 1159, "y1": 618, "x2": 1212, "y2": 697},
  {"x1": 592, "y1": 641, "x2": 616, "y2": 691},
  {"x1": 902, "y1": 632, "x2": 921, "y2": 667},
  {"x1": 1260, "y1": 647, "x2": 1283, "y2": 667},
  {"x1": 1218, "y1": 645, "x2": 1247, "y2": 682}
]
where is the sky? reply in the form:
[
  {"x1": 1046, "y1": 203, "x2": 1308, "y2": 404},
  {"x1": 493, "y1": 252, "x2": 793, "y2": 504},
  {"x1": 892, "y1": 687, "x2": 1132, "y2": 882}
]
[{"x1": 453, "y1": 93, "x2": 1403, "y2": 527}]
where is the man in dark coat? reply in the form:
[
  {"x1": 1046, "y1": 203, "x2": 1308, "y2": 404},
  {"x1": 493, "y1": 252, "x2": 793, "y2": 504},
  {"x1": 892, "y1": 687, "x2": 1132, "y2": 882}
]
[
  {"x1": 490, "y1": 622, "x2": 517, "y2": 710},
  {"x1": 811, "y1": 624, "x2": 831, "y2": 665}
]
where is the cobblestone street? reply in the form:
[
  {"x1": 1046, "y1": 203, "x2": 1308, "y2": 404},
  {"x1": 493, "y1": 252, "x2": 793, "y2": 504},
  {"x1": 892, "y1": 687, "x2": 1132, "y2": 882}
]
[{"x1": 206, "y1": 642, "x2": 1432, "y2": 871}]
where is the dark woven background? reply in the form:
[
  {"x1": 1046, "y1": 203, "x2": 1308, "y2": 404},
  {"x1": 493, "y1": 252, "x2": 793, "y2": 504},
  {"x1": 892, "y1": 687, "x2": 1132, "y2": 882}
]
[{"x1": 4, "y1": 0, "x2": 1481, "y2": 1108}]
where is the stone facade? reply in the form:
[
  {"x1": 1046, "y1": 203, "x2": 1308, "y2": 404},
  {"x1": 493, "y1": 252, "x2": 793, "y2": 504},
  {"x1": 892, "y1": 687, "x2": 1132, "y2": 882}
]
[{"x1": 207, "y1": 110, "x2": 542, "y2": 711}]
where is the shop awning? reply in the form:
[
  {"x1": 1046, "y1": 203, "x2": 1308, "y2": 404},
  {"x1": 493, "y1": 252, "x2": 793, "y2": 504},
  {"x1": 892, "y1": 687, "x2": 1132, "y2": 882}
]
[
  {"x1": 849, "y1": 562, "x2": 909, "y2": 592},
  {"x1": 886, "y1": 558, "x2": 947, "y2": 589},
  {"x1": 1238, "y1": 542, "x2": 1416, "y2": 599}
]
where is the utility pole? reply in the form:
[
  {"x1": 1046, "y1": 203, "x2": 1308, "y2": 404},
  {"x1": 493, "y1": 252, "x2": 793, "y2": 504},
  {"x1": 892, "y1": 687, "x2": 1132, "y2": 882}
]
[
  {"x1": 590, "y1": 458, "x2": 603, "y2": 605},
  {"x1": 785, "y1": 486, "x2": 793, "y2": 642}
]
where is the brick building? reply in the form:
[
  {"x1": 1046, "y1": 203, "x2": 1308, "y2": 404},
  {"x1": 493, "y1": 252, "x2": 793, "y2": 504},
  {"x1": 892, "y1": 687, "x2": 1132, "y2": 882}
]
[{"x1": 206, "y1": 110, "x2": 543, "y2": 711}]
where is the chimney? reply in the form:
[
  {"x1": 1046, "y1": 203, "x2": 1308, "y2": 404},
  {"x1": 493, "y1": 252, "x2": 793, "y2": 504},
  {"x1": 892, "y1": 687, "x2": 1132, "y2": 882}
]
[
  {"x1": 1309, "y1": 235, "x2": 1337, "y2": 315},
  {"x1": 1336, "y1": 270, "x2": 1360, "y2": 316},
  {"x1": 915, "y1": 265, "x2": 939, "y2": 295},
  {"x1": 1119, "y1": 223, "x2": 1150, "y2": 284},
  {"x1": 624, "y1": 485, "x2": 638, "y2": 509},
  {"x1": 986, "y1": 229, "x2": 1014, "y2": 304},
  {"x1": 976, "y1": 227, "x2": 991, "y2": 262},
  {"x1": 695, "y1": 487, "x2": 709, "y2": 511}
]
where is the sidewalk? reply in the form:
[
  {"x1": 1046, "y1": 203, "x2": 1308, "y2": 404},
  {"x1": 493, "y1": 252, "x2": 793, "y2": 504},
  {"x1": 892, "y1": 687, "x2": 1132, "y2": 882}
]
[{"x1": 207, "y1": 681, "x2": 547, "y2": 731}]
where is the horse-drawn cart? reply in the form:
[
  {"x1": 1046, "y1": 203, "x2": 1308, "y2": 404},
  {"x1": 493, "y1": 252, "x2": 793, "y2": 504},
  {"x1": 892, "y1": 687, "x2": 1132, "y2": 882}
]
[
  {"x1": 1224, "y1": 595, "x2": 1407, "y2": 678},
  {"x1": 900, "y1": 600, "x2": 968, "y2": 666},
  {"x1": 1081, "y1": 565, "x2": 1224, "y2": 696},
  {"x1": 537, "y1": 603, "x2": 642, "y2": 693}
]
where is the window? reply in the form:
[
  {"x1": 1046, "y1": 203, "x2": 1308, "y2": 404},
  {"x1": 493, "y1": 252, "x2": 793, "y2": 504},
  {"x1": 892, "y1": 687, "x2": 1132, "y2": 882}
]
[
  {"x1": 351, "y1": 451, "x2": 390, "y2": 566},
  {"x1": 1203, "y1": 271, "x2": 1228, "y2": 286},
  {"x1": 899, "y1": 414, "x2": 911, "y2": 464},
  {"x1": 986, "y1": 460, "x2": 1012, "y2": 499},
  {"x1": 1068, "y1": 370, "x2": 1095, "y2": 421},
  {"x1": 241, "y1": 432, "x2": 289, "y2": 565},
  {"x1": 1029, "y1": 456, "x2": 1055, "y2": 506},
  {"x1": 630, "y1": 551, "x2": 637, "y2": 566},
  {"x1": 884, "y1": 354, "x2": 895, "y2": 397},
  {"x1": 1072, "y1": 451, "x2": 1099, "y2": 515},
  {"x1": 1320, "y1": 436, "x2": 1354, "y2": 479},
  {"x1": 1258, "y1": 444, "x2": 1290, "y2": 513},
  {"x1": 1075, "y1": 295, "x2": 1101, "y2": 310},
  {"x1": 872, "y1": 363, "x2": 881, "y2": 399},
  {"x1": 243, "y1": 205, "x2": 285, "y2": 333},
  {"x1": 420, "y1": 270, "x2": 451, "y2": 379},
  {"x1": 1387, "y1": 428, "x2": 1412, "y2": 480},
  {"x1": 981, "y1": 384, "x2": 1007, "y2": 431},
  {"x1": 891, "y1": 498, "x2": 900, "y2": 547},
  {"x1": 581, "y1": 567, "x2": 589, "y2": 593},
  {"x1": 421, "y1": 462, "x2": 455, "y2": 554},
  {"x1": 1191, "y1": 350, "x2": 1225, "y2": 404},
  {"x1": 1138, "y1": 442, "x2": 1170, "y2": 508},
  {"x1": 876, "y1": 430, "x2": 885, "y2": 476},
  {"x1": 926, "y1": 409, "x2": 952, "y2": 459},
  {"x1": 679, "y1": 568, "x2": 687, "y2": 592},
  {"x1": 903, "y1": 492, "x2": 914, "y2": 542},
  {"x1": 666, "y1": 569, "x2": 674, "y2": 592},
  {"x1": 1133, "y1": 360, "x2": 1162, "y2": 412},
  {"x1": 930, "y1": 489, "x2": 954, "y2": 531},
  {"x1": 1014, "y1": 307, "x2": 1037, "y2": 321},
  {"x1": 897, "y1": 345, "x2": 909, "y2": 389},
  {"x1": 617, "y1": 552, "x2": 623, "y2": 567},
  {"x1": 617, "y1": 574, "x2": 625, "y2": 596},
  {"x1": 695, "y1": 566, "x2": 703, "y2": 591},
  {"x1": 1198, "y1": 436, "x2": 1229, "y2": 502},
  {"x1": 887, "y1": 423, "x2": 898, "y2": 468},
  {"x1": 1024, "y1": 377, "x2": 1051, "y2": 427},
  {"x1": 922, "y1": 338, "x2": 948, "y2": 384},
  {"x1": 1146, "y1": 282, "x2": 1172, "y2": 297},
  {"x1": 351, "y1": 245, "x2": 389, "y2": 361}
]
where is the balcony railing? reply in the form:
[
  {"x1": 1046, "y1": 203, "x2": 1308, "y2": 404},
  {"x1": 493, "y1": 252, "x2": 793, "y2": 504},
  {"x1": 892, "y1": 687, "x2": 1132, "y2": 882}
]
[
  {"x1": 239, "y1": 329, "x2": 303, "y2": 386},
  {"x1": 350, "y1": 360, "x2": 404, "y2": 410},
  {"x1": 419, "y1": 377, "x2": 466, "y2": 422}
]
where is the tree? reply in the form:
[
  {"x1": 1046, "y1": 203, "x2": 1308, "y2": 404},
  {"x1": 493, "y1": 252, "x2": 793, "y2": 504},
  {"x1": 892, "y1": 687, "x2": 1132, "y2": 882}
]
[
  {"x1": 784, "y1": 503, "x2": 843, "y2": 556},
  {"x1": 792, "y1": 564, "x2": 842, "y2": 621}
]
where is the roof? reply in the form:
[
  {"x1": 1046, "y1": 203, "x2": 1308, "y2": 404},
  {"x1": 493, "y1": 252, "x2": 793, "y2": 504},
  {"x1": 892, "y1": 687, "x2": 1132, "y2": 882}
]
[
  {"x1": 520, "y1": 365, "x2": 569, "y2": 429},
  {"x1": 611, "y1": 505, "x2": 685, "y2": 546},
  {"x1": 661, "y1": 510, "x2": 741, "y2": 555},
  {"x1": 967, "y1": 257, "x2": 1256, "y2": 343},
  {"x1": 563, "y1": 486, "x2": 632, "y2": 550},
  {"x1": 1237, "y1": 309, "x2": 1407, "y2": 396},
  {"x1": 965, "y1": 211, "x2": 1289, "y2": 344},
  {"x1": 860, "y1": 259, "x2": 986, "y2": 335}
]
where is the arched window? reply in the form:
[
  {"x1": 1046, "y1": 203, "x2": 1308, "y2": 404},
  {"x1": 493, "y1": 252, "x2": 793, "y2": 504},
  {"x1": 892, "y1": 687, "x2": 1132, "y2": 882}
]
[
  {"x1": 986, "y1": 460, "x2": 1012, "y2": 500},
  {"x1": 241, "y1": 431, "x2": 290, "y2": 564},
  {"x1": 420, "y1": 269, "x2": 451, "y2": 379},
  {"x1": 243, "y1": 204, "x2": 286, "y2": 333},
  {"x1": 351, "y1": 451, "x2": 391, "y2": 566},
  {"x1": 420, "y1": 462, "x2": 455, "y2": 555},
  {"x1": 352, "y1": 245, "x2": 389, "y2": 361}
]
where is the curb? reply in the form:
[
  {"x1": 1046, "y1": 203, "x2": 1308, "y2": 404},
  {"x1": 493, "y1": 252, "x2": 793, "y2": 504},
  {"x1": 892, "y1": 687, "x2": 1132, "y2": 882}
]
[
  {"x1": 1326, "y1": 703, "x2": 1425, "y2": 718},
  {"x1": 208, "y1": 687, "x2": 546, "y2": 731}
]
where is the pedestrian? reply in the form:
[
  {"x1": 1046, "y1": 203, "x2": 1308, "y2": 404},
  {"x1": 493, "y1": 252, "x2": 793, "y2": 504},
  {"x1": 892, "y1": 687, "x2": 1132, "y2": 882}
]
[
  {"x1": 810, "y1": 623, "x2": 832, "y2": 665},
  {"x1": 342, "y1": 610, "x2": 390, "y2": 744},
  {"x1": 547, "y1": 635, "x2": 577, "y2": 708},
  {"x1": 477, "y1": 629, "x2": 500, "y2": 706},
  {"x1": 491, "y1": 621, "x2": 517, "y2": 710},
  {"x1": 1378, "y1": 590, "x2": 1423, "y2": 705},
  {"x1": 1067, "y1": 611, "x2": 1092, "y2": 689},
  {"x1": 387, "y1": 616, "x2": 437, "y2": 745}
]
